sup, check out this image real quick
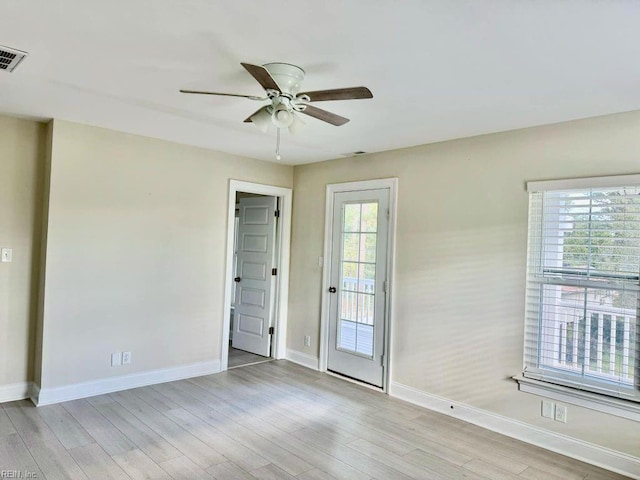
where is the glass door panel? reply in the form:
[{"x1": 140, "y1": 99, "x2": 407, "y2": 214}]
[{"x1": 337, "y1": 201, "x2": 378, "y2": 358}]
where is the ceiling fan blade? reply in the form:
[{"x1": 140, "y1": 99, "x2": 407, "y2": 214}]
[
  {"x1": 244, "y1": 106, "x2": 273, "y2": 133},
  {"x1": 299, "y1": 86, "x2": 373, "y2": 102},
  {"x1": 243, "y1": 106, "x2": 267, "y2": 123},
  {"x1": 300, "y1": 105, "x2": 350, "y2": 126},
  {"x1": 241, "y1": 63, "x2": 281, "y2": 92},
  {"x1": 179, "y1": 89, "x2": 263, "y2": 100}
]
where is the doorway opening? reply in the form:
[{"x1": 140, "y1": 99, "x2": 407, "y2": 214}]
[
  {"x1": 222, "y1": 181, "x2": 292, "y2": 371},
  {"x1": 320, "y1": 178, "x2": 398, "y2": 391}
]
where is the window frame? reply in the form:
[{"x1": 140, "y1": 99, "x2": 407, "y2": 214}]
[{"x1": 518, "y1": 174, "x2": 640, "y2": 419}]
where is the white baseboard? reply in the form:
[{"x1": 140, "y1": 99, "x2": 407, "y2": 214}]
[
  {"x1": 286, "y1": 349, "x2": 319, "y2": 371},
  {"x1": 34, "y1": 360, "x2": 221, "y2": 406},
  {"x1": 0, "y1": 382, "x2": 33, "y2": 403},
  {"x1": 389, "y1": 382, "x2": 640, "y2": 480}
]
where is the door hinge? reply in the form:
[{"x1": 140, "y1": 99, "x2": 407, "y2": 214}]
[
  {"x1": 272, "y1": 268, "x2": 277, "y2": 276},
  {"x1": 383, "y1": 280, "x2": 387, "y2": 293},
  {"x1": 274, "y1": 209, "x2": 280, "y2": 218},
  {"x1": 387, "y1": 208, "x2": 390, "y2": 220},
  {"x1": 269, "y1": 326, "x2": 274, "y2": 335},
  {"x1": 381, "y1": 354, "x2": 386, "y2": 367}
]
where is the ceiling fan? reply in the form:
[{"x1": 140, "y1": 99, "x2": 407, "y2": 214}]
[{"x1": 180, "y1": 62, "x2": 373, "y2": 134}]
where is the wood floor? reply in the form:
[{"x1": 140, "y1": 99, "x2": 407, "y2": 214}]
[{"x1": 0, "y1": 361, "x2": 631, "y2": 480}]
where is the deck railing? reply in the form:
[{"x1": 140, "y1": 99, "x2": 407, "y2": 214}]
[
  {"x1": 340, "y1": 277, "x2": 375, "y2": 325},
  {"x1": 547, "y1": 300, "x2": 636, "y2": 384}
]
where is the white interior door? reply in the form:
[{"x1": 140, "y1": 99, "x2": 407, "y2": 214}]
[
  {"x1": 232, "y1": 196, "x2": 277, "y2": 356},
  {"x1": 327, "y1": 189, "x2": 389, "y2": 387}
]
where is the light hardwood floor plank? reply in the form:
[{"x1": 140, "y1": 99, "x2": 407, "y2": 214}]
[
  {"x1": 4, "y1": 399, "x2": 60, "y2": 447},
  {"x1": 463, "y1": 458, "x2": 520, "y2": 480},
  {"x1": 345, "y1": 437, "x2": 450, "y2": 480},
  {"x1": 214, "y1": 419, "x2": 315, "y2": 476},
  {"x1": 36, "y1": 404, "x2": 95, "y2": 450},
  {"x1": 0, "y1": 406, "x2": 17, "y2": 436},
  {"x1": 94, "y1": 400, "x2": 183, "y2": 464},
  {"x1": 130, "y1": 386, "x2": 182, "y2": 413},
  {"x1": 290, "y1": 427, "x2": 415, "y2": 480},
  {"x1": 206, "y1": 461, "x2": 258, "y2": 480},
  {"x1": 159, "y1": 455, "x2": 216, "y2": 479},
  {"x1": 296, "y1": 468, "x2": 342, "y2": 480},
  {"x1": 112, "y1": 448, "x2": 172, "y2": 480},
  {"x1": 519, "y1": 465, "x2": 574, "y2": 480},
  {"x1": 68, "y1": 443, "x2": 131, "y2": 480},
  {"x1": 236, "y1": 416, "x2": 370, "y2": 480},
  {"x1": 0, "y1": 432, "x2": 45, "y2": 478},
  {"x1": 111, "y1": 389, "x2": 226, "y2": 469},
  {"x1": 402, "y1": 448, "x2": 485, "y2": 480},
  {"x1": 27, "y1": 439, "x2": 90, "y2": 480},
  {"x1": 250, "y1": 463, "x2": 298, "y2": 480},
  {"x1": 62, "y1": 399, "x2": 137, "y2": 456},
  {"x1": 163, "y1": 407, "x2": 271, "y2": 472}
]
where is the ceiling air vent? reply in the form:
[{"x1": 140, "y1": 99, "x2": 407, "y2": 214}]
[
  {"x1": 0, "y1": 45, "x2": 28, "y2": 73},
  {"x1": 341, "y1": 151, "x2": 368, "y2": 157}
]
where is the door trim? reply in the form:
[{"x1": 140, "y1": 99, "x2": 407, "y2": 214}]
[
  {"x1": 319, "y1": 178, "x2": 398, "y2": 392},
  {"x1": 221, "y1": 180, "x2": 292, "y2": 371}
]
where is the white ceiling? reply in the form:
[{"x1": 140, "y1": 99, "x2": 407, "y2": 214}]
[{"x1": 2, "y1": 1, "x2": 640, "y2": 165}]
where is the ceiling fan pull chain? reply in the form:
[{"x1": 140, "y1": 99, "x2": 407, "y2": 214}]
[{"x1": 275, "y1": 127, "x2": 282, "y2": 161}]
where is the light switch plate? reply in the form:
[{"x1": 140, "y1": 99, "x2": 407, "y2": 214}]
[
  {"x1": 1, "y1": 248, "x2": 12, "y2": 263},
  {"x1": 111, "y1": 352, "x2": 122, "y2": 367},
  {"x1": 541, "y1": 400, "x2": 555, "y2": 419}
]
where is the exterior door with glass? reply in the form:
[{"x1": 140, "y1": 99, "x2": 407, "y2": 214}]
[{"x1": 327, "y1": 188, "x2": 389, "y2": 387}]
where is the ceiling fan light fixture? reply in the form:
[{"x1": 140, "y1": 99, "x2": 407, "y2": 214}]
[
  {"x1": 250, "y1": 107, "x2": 272, "y2": 133},
  {"x1": 271, "y1": 104, "x2": 294, "y2": 129},
  {"x1": 288, "y1": 114, "x2": 305, "y2": 135}
]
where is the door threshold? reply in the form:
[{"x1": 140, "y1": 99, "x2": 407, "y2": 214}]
[
  {"x1": 326, "y1": 369, "x2": 384, "y2": 392},
  {"x1": 228, "y1": 358, "x2": 274, "y2": 370}
]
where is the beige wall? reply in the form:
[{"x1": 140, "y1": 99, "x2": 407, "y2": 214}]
[
  {"x1": 288, "y1": 110, "x2": 640, "y2": 456},
  {"x1": 0, "y1": 116, "x2": 45, "y2": 388},
  {"x1": 38, "y1": 120, "x2": 292, "y2": 389}
]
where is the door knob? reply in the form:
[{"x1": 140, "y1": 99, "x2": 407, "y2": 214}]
[
  {"x1": 234, "y1": 277, "x2": 241, "y2": 283},
  {"x1": 328, "y1": 286, "x2": 337, "y2": 293}
]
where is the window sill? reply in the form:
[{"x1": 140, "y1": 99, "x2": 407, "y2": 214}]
[{"x1": 513, "y1": 375, "x2": 640, "y2": 422}]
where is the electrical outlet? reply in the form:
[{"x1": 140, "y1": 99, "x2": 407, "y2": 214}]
[
  {"x1": 122, "y1": 351, "x2": 131, "y2": 365},
  {"x1": 541, "y1": 400, "x2": 555, "y2": 419},
  {"x1": 304, "y1": 335, "x2": 311, "y2": 347},
  {"x1": 111, "y1": 352, "x2": 122, "y2": 367},
  {"x1": 555, "y1": 404, "x2": 568, "y2": 423}
]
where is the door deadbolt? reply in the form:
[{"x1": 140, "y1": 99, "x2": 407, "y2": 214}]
[
  {"x1": 328, "y1": 286, "x2": 337, "y2": 293},
  {"x1": 234, "y1": 277, "x2": 241, "y2": 283}
]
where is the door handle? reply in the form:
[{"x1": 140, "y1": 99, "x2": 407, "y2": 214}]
[
  {"x1": 234, "y1": 277, "x2": 241, "y2": 283},
  {"x1": 328, "y1": 286, "x2": 337, "y2": 293}
]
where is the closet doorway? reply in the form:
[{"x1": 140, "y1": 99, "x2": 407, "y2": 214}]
[{"x1": 222, "y1": 181, "x2": 292, "y2": 371}]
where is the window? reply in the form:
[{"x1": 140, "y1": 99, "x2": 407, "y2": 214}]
[{"x1": 523, "y1": 175, "x2": 640, "y2": 403}]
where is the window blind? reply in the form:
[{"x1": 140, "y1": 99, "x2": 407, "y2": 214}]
[{"x1": 524, "y1": 182, "x2": 640, "y2": 402}]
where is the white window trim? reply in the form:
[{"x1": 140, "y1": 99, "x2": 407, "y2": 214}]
[
  {"x1": 514, "y1": 375, "x2": 640, "y2": 422},
  {"x1": 527, "y1": 173, "x2": 640, "y2": 192}
]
